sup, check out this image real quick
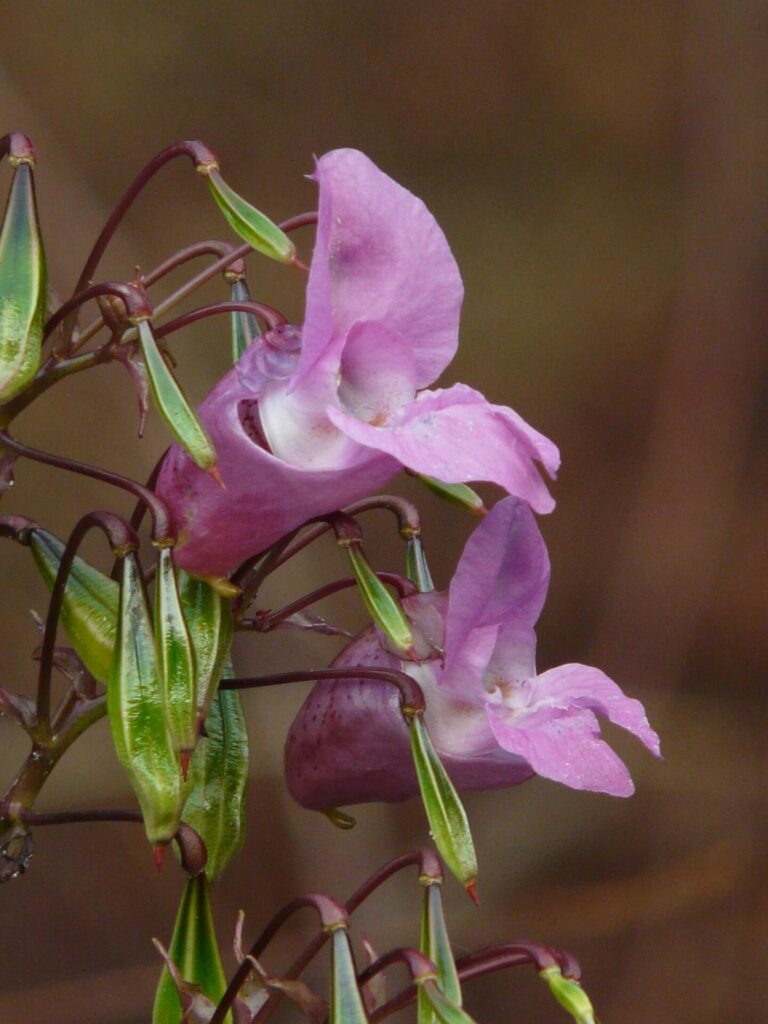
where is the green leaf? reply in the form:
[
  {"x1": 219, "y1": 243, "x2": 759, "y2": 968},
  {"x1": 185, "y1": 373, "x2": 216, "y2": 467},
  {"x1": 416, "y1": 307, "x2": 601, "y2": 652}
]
[
  {"x1": 137, "y1": 319, "x2": 218, "y2": 475},
  {"x1": 408, "y1": 716, "x2": 477, "y2": 894},
  {"x1": 180, "y1": 688, "x2": 248, "y2": 882},
  {"x1": 207, "y1": 170, "x2": 295, "y2": 264},
  {"x1": 29, "y1": 528, "x2": 118, "y2": 685},
  {"x1": 0, "y1": 161, "x2": 46, "y2": 403},
  {"x1": 345, "y1": 542, "x2": 415, "y2": 657},
  {"x1": 153, "y1": 874, "x2": 230, "y2": 1024},
  {"x1": 419, "y1": 882, "x2": 462, "y2": 1024},
  {"x1": 108, "y1": 551, "x2": 182, "y2": 846},
  {"x1": 329, "y1": 928, "x2": 370, "y2": 1024}
]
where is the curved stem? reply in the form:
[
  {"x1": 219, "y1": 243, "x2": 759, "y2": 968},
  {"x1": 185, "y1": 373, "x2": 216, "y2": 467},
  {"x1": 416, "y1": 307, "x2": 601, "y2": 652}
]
[
  {"x1": 357, "y1": 948, "x2": 435, "y2": 991},
  {"x1": 153, "y1": 300, "x2": 286, "y2": 340},
  {"x1": 0, "y1": 431, "x2": 172, "y2": 541},
  {"x1": 34, "y1": 511, "x2": 136, "y2": 728},
  {"x1": 44, "y1": 281, "x2": 152, "y2": 344},
  {"x1": 250, "y1": 851, "x2": 442, "y2": 1024},
  {"x1": 211, "y1": 894, "x2": 346, "y2": 1024},
  {"x1": 220, "y1": 666, "x2": 425, "y2": 716},
  {"x1": 142, "y1": 240, "x2": 247, "y2": 288},
  {"x1": 72, "y1": 140, "x2": 219, "y2": 303},
  {"x1": 246, "y1": 572, "x2": 417, "y2": 631}
]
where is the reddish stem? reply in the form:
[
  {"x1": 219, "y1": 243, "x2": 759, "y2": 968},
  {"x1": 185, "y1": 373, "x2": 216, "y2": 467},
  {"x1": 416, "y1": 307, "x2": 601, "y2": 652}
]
[
  {"x1": 152, "y1": 300, "x2": 286, "y2": 340},
  {"x1": 44, "y1": 281, "x2": 152, "y2": 343}
]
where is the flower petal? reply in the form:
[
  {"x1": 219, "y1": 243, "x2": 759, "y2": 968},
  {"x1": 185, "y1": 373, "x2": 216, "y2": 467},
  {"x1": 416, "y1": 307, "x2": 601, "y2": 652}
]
[
  {"x1": 442, "y1": 497, "x2": 550, "y2": 684},
  {"x1": 487, "y1": 704, "x2": 637, "y2": 796},
  {"x1": 329, "y1": 384, "x2": 559, "y2": 513},
  {"x1": 338, "y1": 321, "x2": 417, "y2": 423},
  {"x1": 295, "y1": 149, "x2": 464, "y2": 391},
  {"x1": 531, "y1": 664, "x2": 661, "y2": 757}
]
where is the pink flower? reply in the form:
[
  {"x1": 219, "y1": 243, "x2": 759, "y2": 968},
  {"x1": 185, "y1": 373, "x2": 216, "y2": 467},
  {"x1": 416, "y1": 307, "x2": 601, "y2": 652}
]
[
  {"x1": 155, "y1": 150, "x2": 559, "y2": 576},
  {"x1": 285, "y1": 498, "x2": 660, "y2": 807}
]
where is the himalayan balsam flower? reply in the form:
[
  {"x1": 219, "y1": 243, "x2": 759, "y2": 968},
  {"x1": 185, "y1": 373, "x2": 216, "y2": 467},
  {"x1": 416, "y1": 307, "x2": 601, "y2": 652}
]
[
  {"x1": 286, "y1": 498, "x2": 660, "y2": 807},
  {"x1": 155, "y1": 150, "x2": 559, "y2": 576}
]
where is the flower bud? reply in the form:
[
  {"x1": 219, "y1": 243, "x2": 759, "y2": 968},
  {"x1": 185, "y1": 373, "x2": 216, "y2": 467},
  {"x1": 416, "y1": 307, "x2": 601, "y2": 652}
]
[
  {"x1": 539, "y1": 966, "x2": 598, "y2": 1024},
  {"x1": 205, "y1": 169, "x2": 295, "y2": 265},
  {"x1": 136, "y1": 319, "x2": 219, "y2": 478},
  {"x1": 0, "y1": 159, "x2": 46, "y2": 403}
]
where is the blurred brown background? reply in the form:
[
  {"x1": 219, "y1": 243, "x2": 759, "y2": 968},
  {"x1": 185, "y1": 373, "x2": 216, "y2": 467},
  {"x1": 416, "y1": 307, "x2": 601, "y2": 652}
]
[{"x1": 0, "y1": 2, "x2": 766, "y2": 1021}]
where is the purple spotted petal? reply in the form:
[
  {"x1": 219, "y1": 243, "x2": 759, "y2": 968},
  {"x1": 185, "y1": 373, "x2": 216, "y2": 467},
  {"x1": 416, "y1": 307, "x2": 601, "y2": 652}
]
[
  {"x1": 295, "y1": 149, "x2": 464, "y2": 391},
  {"x1": 486, "y1": 704, "x2": 637, "y2": 797},
  {"x1": 328, "y1": 384, "x2": 559, "y2": 514},
  {"x1": 531, "y1": 663, "x2": 661, "y2": 757}
]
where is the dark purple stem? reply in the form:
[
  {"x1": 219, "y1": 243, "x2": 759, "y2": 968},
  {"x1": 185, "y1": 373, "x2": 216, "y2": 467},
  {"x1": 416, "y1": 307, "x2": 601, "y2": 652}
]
[
  {"x1": 246, "y1": 572, "x2": 417, "y2": 631},
  {"x1": 220, "y1": 666, "x2": 425, "y2": 716},
  {"x1": 44, "y1": 281, "x2": 152, "y2": 343},
  {"x1": 0, "y1": 431, "x2": 172, "y2": 541},
  {"x1": 34, "y1": 511, "x2": 136, "y2": 728},
  {"x1": 357, "y1": 947, "x2": 436, "y2": 990},
  {"x1": 142, "y1": 240, "x2": 247, "y2": 288},
  {"x1": 153, "y1": 300, "x2": 286, "y2": 340},
  {"x1": 248, "y1": 851, "x2": 442, "y2": 1024},
  {"x1": 72, "y1": 140, "x2": 219, "y2": 303},
  {"x1": 210, "y1": 894, "x2": 347, "y2": 1024}
]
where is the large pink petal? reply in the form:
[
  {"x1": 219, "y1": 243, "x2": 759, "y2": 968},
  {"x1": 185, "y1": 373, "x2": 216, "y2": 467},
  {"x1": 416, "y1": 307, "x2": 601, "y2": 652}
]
[
  {"x1": 442, "y1": 498, "x2": 550, "y2": 684},
  {"x1": 487, "y1": 705, "x2": 637, "y2": 796},
  {"x1": 531, "y1": 664, "x2": 661, "y2": 756},
  {"x1": 295, "y1": 149, "x2": 464, "y2": 390},
  {"x1": 328, "y1": 384, "x2": 559, "y2": 513}
]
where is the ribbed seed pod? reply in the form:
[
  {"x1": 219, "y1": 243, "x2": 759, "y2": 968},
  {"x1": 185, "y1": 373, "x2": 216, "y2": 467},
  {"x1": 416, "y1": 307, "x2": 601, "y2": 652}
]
[
  {"x1": 179, "y1": 687, "x2": 248, "y2": 882},
  {"x1": 0, "y1": 159, "x2": 46, "y2": 403},
  {"x1": 108, "y1": 551, "x2": 182, "y2": 847},
  {"x1": 28, "y1": 528, "x2": 117, "y2": 685},
  {"x1": 177, "y1": 571, "x2": 233, "y2": 732},
  {"x1": 155, "y1": 546, "x2": 197, "y2": 774}
]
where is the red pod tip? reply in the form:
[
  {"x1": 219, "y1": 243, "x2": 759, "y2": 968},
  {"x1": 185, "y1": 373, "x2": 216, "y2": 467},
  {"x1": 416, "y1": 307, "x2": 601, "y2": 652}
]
[
  {"x1": 153, "y1": 844, "x2": 167, "y2": 871},
  {"x1": 465, "y1": 880, "x2": 479, "y2": 906}
]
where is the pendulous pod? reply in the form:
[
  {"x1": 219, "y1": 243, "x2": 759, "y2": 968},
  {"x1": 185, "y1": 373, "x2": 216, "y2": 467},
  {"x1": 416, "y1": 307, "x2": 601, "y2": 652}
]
[
  {"x1": 108, "y1": 550, "x2": 182, "y2": 847},
  {"x1": 28, "y1": 528, "x2": 117, "y2": 685},
  {"x1": 179, "y1": 683, "x2": 248, "y2": 883},
  {"x1": 0, "y1": 157, "x2": 46, "y2": 403},
  {"x1": 177, "y1": 571, "x2": 233, "y2": 732},
  {"x1": 155, "y1": 546, "x2": 198, "y2": 773}
]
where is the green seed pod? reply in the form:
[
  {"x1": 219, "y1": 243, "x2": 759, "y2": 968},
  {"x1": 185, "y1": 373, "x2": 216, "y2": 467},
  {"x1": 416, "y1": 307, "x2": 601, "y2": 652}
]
[
  {"x1": 344, "y1": 541, "x2": 415, "y2": 658},
  {"x1": 108, "y1": 551, "x2": 182, "y2": 847},
  {"x1": 155, "y1": 547, "x2": 197, "y2": 773},
  {"x1": 405, "y1": 535, "x2": 435, "y2": 593},
  {"x1": 418, "y1": 881, "x2": 462, "y2": 1024},
  {"x1": 408, "y1": 715, "x2": 478, "y2": 897},
  {"x1": 0, "y1": 159, "x2": 46, "y2": 403},
  {"x1": 179, "y1": 687, "x2": 248, "y2": 882},
  {"x1": 136, "y1": 319, "x2": 219, "y2": 477},
  {"x1": 153, "y1": 874, "x2": 230, "y2": 1024},
  {"x1": 177, "y1": 572, "x2": 233, "y2": 731},
  {"x1": 329, "y1": 926, "x2": 370, "y2": 1024},
  {"x1": 28, "y1": 528, "x2": 118, "y2": 685},
  {"x1": 412, "y1": 474, "x2": 486, "y2": 517},
  {"x1": 230, "y1": 277, "x2": 260, "y2": 363},
  {"x1": 205, "y1": 169, "x2": 295, "y2": 265}
]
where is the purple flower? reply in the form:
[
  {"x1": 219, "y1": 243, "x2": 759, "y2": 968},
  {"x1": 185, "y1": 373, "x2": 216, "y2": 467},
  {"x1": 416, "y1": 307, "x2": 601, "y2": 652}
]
[
  {"x1": 285, "y1": 498, "x2": 660, "y2": 807},
  {"x1": 155, "y1": 150, "x2": 559, "y2": 576}
]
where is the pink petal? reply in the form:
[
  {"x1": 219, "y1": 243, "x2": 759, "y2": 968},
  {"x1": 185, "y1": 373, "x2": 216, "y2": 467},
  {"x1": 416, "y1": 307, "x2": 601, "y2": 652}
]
[
  {"x1": 338, "y1": 321, "x2": 417, "y2": 423},
  {"x1": 442, "y1": 498, "x2": 550, "y2": 681},
  {"x1": 487, "y1": 705, "x2": 637, "y2": 797},
  {"x1": 532, "y1": 664, "x2": 661, "y2": 757},
  {"x1": 328, "y1": 384, "x2": 559, "y2": 513},
  {"x1": 295, "y1": 149, "x2": 464, "y2": 391}
]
